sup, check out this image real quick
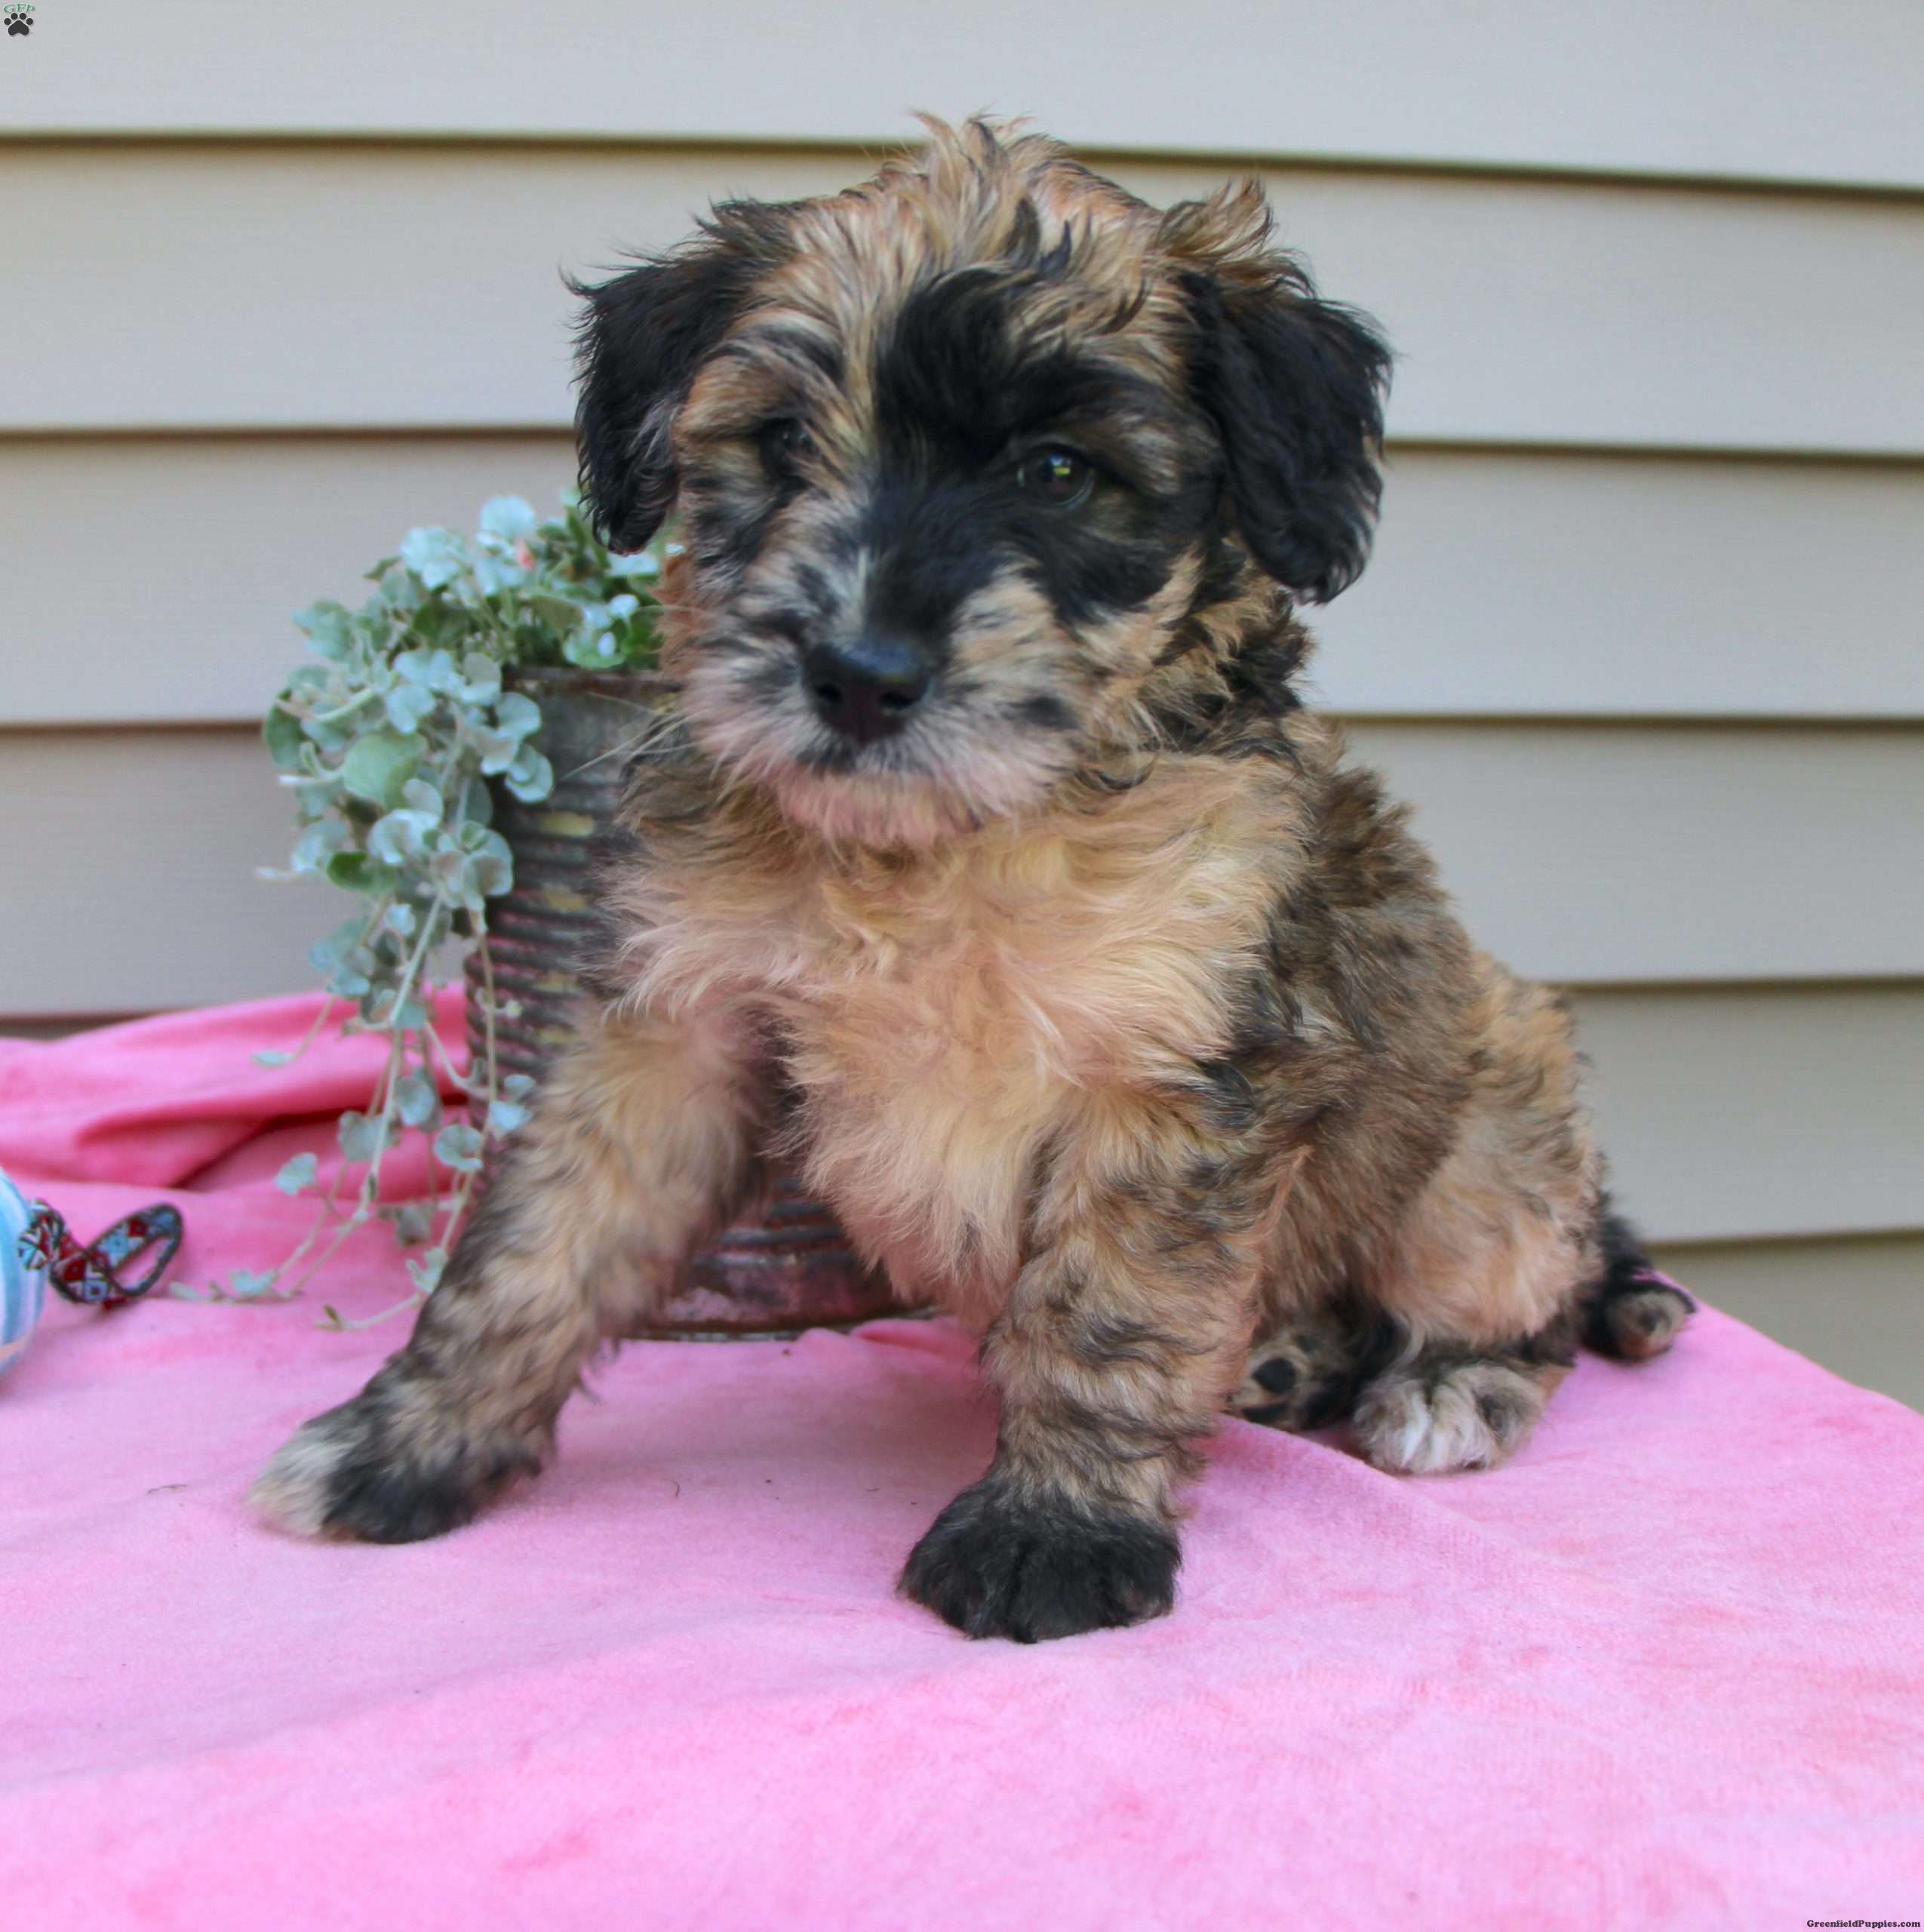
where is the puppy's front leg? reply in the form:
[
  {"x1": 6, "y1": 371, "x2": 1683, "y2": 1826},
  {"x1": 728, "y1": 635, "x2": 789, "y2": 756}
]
[
  {"x1": 901, "y1": 1109, "x2": 1280, "y2": 1641},
  {"x1": 254, "y1": 998, "x2": 766, "y2": 1542}
]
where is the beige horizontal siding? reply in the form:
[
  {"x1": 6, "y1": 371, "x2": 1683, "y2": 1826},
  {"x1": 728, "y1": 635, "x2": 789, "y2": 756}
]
[
  {"x1": 5, "y1": 2, "x2": 1922, "y2": 192},
  {"x1": 0, "y1": 731, "x2": 316, "y2": 1017},
  {"x1": 1342, "y1": 722, "x2": 1923, "y2": 983},
  {"x1": 9, "y1": 438, "x2": 1923, "y2": 730},
  {"x1": 1652, "y1": 1235, "x2": 1924, "y2": 1411},
  {"x1": 8, "y1": 145, "x2": 1924, "y2": 454},
  {"x1": 2, "y1": 716, "x2": 1919, "y2": 1011},
  {"x1": 1319, "y1": 452, "x2": 1924, "y2": 721},
  {"x1": 5, "y1": 72, "x2": 1918, "y2": 1414},
  {"x1": 1581, "y1": 986, "x2": 1924, "y2": 1243},
  {"x1": 3, "y1": 436, "x2": 582, "y2": 728}
]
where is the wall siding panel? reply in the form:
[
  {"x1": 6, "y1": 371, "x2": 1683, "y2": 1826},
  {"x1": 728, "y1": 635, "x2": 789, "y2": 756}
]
[
  {"x1": 5, "y1": 1, "x2": 1922, "y2": 191},
  {"x1": 8, "y1": 146, "x2": 1924, "y2": 453},
  {"x1": 1345, "y1": 722, "x2": 1924, "y2": 983},
  {"x1": 4, "y1": 435, "x2": 582, "y2": 728},
  {"x1": 1575, "y1": 986, "x2": 1924, "y2": 1243},
  {"x1": 5, "y1": 38, "x2": 1919, "y2": 1404},
  {"x1": 0, "y1": 731, "x2": 318, "y2": 1017},
  {"x1": 11, "y1": 438, "x2": 1924, "y2": 729}
]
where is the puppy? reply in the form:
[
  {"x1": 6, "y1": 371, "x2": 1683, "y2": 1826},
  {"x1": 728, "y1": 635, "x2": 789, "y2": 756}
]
[{"x1": 255, "y1": 118, "x2": 1692, "y2": 1641}]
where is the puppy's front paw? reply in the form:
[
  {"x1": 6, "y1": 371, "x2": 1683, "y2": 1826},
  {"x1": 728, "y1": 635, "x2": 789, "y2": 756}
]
[
  {"x1": 251, "y1": 1364, "x2": 543, "y2": 1543},
  {"x1": 899, "y1": 1477, "x2": 1179, "y2": 1642}
]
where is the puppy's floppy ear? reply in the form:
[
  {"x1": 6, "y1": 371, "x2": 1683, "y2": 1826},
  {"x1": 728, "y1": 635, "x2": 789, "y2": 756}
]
[
  {"x1": 1166, "y1": 184, "x2": 1391, "y2": 604},
  {"x1": 570, "y1": 200, "x2": 791, "y2": 549}
]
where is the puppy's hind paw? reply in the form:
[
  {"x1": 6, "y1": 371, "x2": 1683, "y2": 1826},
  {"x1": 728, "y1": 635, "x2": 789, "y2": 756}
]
[
  {"x1": 251, "y1": 1371, "x2": 542, "y2": 1544},
  {"x1": 1587, "y1": 1281, "x2": 1693, "y2": 1362},
  {"x1": 1354, "y1": 1358, "x2": 1550, "y2": 1476}
]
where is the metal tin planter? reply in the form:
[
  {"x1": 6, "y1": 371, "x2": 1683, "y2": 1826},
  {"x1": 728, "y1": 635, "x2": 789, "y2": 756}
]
[{"x1": 464, "y1": 666, "x2": 895, "y2": 1337}]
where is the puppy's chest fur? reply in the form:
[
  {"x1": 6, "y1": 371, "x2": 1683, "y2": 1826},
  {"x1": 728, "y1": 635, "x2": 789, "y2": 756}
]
[{"x1": 610, "y1": 758, "x2": 1307, "y2": 1315}]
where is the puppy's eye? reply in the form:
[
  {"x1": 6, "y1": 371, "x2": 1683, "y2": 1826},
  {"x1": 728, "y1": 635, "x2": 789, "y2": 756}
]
[
  {"x1": 1017, "y1": 449, "x2": 1095, "y2": 508},
  {"x1": 759, "y1": 420, "x2": 817, "y2": 475}
]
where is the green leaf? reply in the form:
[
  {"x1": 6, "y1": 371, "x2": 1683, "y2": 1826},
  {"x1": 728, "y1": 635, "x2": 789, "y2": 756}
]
[
  {"x1": 479, "y1": 496, "x2": 537, "y2": 544},
  {"x1": 459, "y1": 652, "x2": 503, "y2": 705},
  {"x1": 380, "y1": 567, "x2": 424, "y2": 614},
  {"x1": 433, "y1": 1123, "x2": 485, "y2": 1174},
  {"x1": 287, "y1": 664, "x2": 337, "y2": 700},
  {"x1": 384, "y1": 681, "x2": 437, "y2": 734},
  {"x1": 527, "y1": 593, "x2": 585, "y2": 632},
  {"x1": 473, "y1": 727, "x2": 520, "y2": 776},
  {"x1": 474, "y1": 552, "x2": 526, "y2": 595},
  {"x1": 503, "y1": 745, "x2": 554, "y2": 804},
  {"x1": 294, "y1": 773, "x2": 333, "y2": 819},
  {"x1": 254, "y1": 1049, "x2": 294, "y2": 1068},
  {"x1": 229, "y1": 1268, "x2": 280, "y2": 1300},
  {"x1": 309, "y1": 928, "x2": 375, "y2": 997},
  {"x1": 486, "y1": 1098, "x2": 530, "y2": 1138},
  {"x1": 275, "y1": 1152, "x2": 319, "y2": 1196},
  {"x1": 407, "y1": 1247, "x2": 449, "y2": 1295},
  {"x1": 293, "y1": 822, "x2": 351, "y2": 875},
  {"x1": 384, "y1": 1201, "x2": 436, "y2": 1247},
  {"x1": 564, "y1": 623, "x2": 624, "y2": 669},
  {"x1": 459, "y1": 775, "x2": 494, "y2": 827},
  {"x1": 340, "y1": 729, "x2": 426, "y2": 809},
  {"x1": 493, "y1": 692, "x2": 542, "y2": 741},
  {"x1": 309, "y1": 920, "x2": 369, "y2": 973},
  {"x1": 322, "y1": 850, "x2": 396, "y2": 895},
  {"x1": 300, "y1": 713, "x2": 354, "y2": 755},
  {"x1": 337, "y1": 1110, "x2": 386, "y2": 1165},
  {"x1": 395, "y1": 1071, "x2": 442, "y2": 1130},
  {"x1": 377, "y1": 992, "x2": 432, "y2": 1032},
  {"x1": 366, "y1": 806, "x2": 438, "y2": 867},
  {"x1": 464, "y1": 828, "x2": 515, "y2": 900},
  {"x1": 264, "y1": 703, "x2": 308, "y2": 772},
  {"x1": 294, "y1": 601, "x2": 354, "y2": 660},
  {"x1": 399, "y1": 527, "x2": 468, "y2": 591},
  {"x1": 395, "y1": 646, "x2": 462, "y2": 694}
]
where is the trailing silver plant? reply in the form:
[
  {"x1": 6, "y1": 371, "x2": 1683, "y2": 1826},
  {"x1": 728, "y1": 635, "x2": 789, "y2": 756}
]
[{"x1": 202, "y1": 495, "x2": 663, "y2": 1321}]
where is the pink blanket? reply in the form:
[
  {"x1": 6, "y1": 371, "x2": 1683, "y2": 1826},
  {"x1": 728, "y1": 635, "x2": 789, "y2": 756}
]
[{"x1": 2, "y1": 996, "x2": 1920, "y2": 1929}]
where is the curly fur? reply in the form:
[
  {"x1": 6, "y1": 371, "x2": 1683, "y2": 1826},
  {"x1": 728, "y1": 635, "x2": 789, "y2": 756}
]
[{"x1": 254, "y1": 118, "x2": 1692, "y2": 1642}]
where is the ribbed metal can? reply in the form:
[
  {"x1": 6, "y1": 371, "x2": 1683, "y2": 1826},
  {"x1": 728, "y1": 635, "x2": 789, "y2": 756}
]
[{"x1": 463, "y1": 666, "x2": 896, "y2": 1337}]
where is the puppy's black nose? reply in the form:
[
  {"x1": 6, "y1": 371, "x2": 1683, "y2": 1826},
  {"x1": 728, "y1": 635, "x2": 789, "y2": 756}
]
[{"x1": 803, "y1": 636, "x2": 932, "y2": 744}]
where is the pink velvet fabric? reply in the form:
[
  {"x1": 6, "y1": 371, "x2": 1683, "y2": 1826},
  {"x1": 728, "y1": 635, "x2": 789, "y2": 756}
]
[{"x1": 2, "y1": 995, "x2": 1920, "y2": 1929}]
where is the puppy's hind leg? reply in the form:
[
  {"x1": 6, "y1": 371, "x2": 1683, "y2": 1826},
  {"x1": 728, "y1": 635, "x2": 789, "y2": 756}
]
[
  {"x1": 1351, "y1": 1321, "x2": 1579, "y2": 1475},
  {"x1": 1231, "y1": 1292, "x2": 1400, "y2": 1433},
  {"x1": 1351, "y1": 1211, "x2": 1692, "y2": 1478},
  {"x1": 253, "y1": 1000, "x2": 768, "y2": 1542},
  {"x1": 1351, "y1": 966, "x2": 1693, "y2": 1476},
  {"x1": 1582, "y1": 1205, "x2": 1694, "y2": 1362}
]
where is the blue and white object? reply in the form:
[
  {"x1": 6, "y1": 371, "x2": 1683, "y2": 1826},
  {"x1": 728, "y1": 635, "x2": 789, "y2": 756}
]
[{"x1": 1, "y1": 1167, "x2": 49, "y2": 1378}]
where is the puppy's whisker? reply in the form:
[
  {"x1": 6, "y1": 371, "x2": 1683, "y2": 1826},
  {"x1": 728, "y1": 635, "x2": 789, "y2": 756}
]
[{"x1": 559, "y1": 706, "x2": 683, "y2": 782}]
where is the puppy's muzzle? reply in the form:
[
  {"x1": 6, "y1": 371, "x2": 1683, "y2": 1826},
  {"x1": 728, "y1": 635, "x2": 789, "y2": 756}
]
[{"x1": 803, "y1": 635, "x2": 933, "y2": 746}]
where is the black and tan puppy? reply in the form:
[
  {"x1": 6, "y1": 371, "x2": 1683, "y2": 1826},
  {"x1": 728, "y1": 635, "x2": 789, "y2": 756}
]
[{"x1": 256, "y1": 119, "x2": 1692, "y2": 1641}]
